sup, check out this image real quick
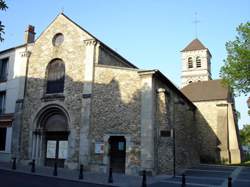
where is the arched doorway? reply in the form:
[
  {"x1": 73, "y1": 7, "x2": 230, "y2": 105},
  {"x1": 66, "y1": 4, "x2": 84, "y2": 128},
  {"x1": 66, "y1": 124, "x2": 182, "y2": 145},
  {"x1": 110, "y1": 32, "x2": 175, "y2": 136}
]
[
  {"x1": 109, "y1": 136, "x2": 126, "y2": 173},
  {"x1": 32, "y1": 106, "x2": 69, "y2": 168}
]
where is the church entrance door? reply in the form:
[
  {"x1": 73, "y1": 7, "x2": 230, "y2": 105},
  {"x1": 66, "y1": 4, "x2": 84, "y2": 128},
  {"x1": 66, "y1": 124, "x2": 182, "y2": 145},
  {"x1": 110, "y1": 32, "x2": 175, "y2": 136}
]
[
  {"x1": 41, "y1": 112, "x2": 69, "y2": 168},
  {"x1": 109, "y1": 136, "x2": 126, "y2": 173},
  {"x1": 45, "y1": 131, "x2": 68, "y2": 168}
]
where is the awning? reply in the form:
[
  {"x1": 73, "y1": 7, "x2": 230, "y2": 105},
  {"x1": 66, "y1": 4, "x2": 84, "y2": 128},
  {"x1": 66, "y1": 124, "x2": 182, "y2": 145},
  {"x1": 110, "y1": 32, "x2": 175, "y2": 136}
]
[{"x1": 0, "y1": 113, "x2": 14, "y2": 128}]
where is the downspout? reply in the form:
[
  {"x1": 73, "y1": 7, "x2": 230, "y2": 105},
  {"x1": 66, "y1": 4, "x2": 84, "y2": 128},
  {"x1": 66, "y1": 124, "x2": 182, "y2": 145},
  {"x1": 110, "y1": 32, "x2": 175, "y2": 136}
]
[{"x1": 226, "y1": 104, "x2": 231, "y2": 164}]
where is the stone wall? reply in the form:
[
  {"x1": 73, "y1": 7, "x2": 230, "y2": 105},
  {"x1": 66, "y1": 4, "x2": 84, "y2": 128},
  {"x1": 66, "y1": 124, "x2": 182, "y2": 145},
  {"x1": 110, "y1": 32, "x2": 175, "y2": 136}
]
[
  {"x1": 195, "y1": 100, "x2": 241, "y2": 164},
  {"x1": 154, "y1": 77, "x2": 199, "y2": 174},
  {"x1": 20, "y1": 14, "x2": 94, "y2": 166},
  {"x1": 98, "y1": 46, "x2": 134, "y2": 68},
  {"x1": 90, "y1": 64, "x2": 142, "y2": 174},
  {"x1": 195, "y1": 101, "x2": 226, "y2": 163},
  {"x1": 174, "y1": 101, "x2": 199, "y2": 172},
  {"x1": 181, "y1": 49, "x2": 211, "y2": 87},
  {"x1": 154, "y1": 80, "x2": 173, "y2": 174}
]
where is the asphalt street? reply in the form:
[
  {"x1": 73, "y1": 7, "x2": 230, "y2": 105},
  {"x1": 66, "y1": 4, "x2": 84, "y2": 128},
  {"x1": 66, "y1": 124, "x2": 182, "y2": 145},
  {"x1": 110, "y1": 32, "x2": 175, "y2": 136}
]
[
  {"x1": 0, "y1": 165, "x2": 250, "y2": 187},
  {"x1": 149, "y1": 165, "x2": 250, "y2": 187},
  {"x1": 0, "y1": 169, "x2": 114, "y2": 187}
]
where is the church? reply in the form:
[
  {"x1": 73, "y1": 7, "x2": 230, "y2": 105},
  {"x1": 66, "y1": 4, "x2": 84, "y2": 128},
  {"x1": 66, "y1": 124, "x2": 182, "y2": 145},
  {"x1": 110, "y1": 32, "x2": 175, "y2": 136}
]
[{"x1": 0, "y1": 13, "x2": 241, "y2": 175}]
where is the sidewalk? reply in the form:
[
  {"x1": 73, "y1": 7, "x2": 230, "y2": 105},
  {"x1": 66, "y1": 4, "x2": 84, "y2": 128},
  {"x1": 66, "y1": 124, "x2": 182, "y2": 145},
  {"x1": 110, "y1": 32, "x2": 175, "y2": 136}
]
[{"x1": 0, "y1": 161, "x2": 171, "y2": 187}]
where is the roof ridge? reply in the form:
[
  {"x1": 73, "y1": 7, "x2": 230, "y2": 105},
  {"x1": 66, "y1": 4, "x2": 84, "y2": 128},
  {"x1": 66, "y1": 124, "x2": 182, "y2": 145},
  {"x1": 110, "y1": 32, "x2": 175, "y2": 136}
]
[{"x1": 181, "y1": 38, "x2": 207, "y2": 52}]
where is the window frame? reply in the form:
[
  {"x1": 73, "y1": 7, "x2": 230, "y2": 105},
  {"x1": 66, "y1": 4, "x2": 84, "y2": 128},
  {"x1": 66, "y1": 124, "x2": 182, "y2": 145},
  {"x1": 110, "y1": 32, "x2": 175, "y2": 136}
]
[
  {"x1": 0, "y1": 91, "x2": 6, "y2": 114},
  {"x1": 196, "y1": 56, "x2": 201, "y2": 68},
  {"x1": 0, "y1": 58, "x2": 8, "y2": 82},
  {"x1": 0, "y1": 127, "x2": 7, "y2": 151},
  {"x1": 188, "y1": 57, "x2": 193, "y2": 68},
  {"x1": 45, "y1": 59, "x2": 65, "y2": 94}
]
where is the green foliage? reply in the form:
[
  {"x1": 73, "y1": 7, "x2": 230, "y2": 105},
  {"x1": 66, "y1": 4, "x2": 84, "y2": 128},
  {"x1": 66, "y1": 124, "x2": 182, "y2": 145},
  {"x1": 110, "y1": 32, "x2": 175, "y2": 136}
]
[
  {"x1": 240, "y1": 124, "x2": 250, "y2": 145},
  {"x1": 220, "y1": 22, "x2": 250, "y2": 95},
  {"x1": 0, "y1": 0, "x2": 8, "y2": 42}
]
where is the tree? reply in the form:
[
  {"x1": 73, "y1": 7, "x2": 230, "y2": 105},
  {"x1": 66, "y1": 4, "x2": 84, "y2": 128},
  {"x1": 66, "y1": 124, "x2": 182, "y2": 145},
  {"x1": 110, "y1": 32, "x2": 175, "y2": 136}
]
[
  {"x1": 240, "y1": 124, "x2": 250, "y2": 145},
  {"x1": 0, "y1": 0, "x2": 8, "y2": 42},
  {"x1": 220, "y1": 22, "x2": 250, "y2": 95}
]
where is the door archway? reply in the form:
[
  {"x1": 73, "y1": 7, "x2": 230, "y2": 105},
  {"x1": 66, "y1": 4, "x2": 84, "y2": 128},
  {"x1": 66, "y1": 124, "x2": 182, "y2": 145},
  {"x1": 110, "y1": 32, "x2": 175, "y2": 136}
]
[{"x1": 32, "y1": 105, "x2": 69, "y2": 168}]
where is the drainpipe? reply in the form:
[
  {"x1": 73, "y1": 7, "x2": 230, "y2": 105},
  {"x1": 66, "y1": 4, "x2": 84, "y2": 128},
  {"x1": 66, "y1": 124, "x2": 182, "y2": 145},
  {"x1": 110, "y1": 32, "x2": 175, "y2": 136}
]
[{"x1": 226, "y1": 104, "x2": 231, "y2": 164}]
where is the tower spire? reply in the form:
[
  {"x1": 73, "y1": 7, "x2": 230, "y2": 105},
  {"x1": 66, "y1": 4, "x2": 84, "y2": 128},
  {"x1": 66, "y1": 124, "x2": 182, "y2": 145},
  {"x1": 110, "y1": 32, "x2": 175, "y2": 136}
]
[{"x1": 193, "y1": 12, "x2": 200, "y2": 38}]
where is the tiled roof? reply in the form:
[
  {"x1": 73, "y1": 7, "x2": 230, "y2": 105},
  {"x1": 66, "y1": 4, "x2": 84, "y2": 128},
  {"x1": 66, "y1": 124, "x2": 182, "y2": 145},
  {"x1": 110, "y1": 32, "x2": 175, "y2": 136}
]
[
  {"x1": 181, "y1": 79, "x2": 230, "y2": 102},
  {"x1": 181, "y1": 38, "x2": 207, "y2": 52}
]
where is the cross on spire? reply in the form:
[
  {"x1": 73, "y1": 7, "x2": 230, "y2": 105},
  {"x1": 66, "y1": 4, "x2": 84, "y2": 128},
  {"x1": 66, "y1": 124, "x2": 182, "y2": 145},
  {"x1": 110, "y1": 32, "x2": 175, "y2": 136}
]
[
  {"x1": 193, "y1": 12, "x2": 200, "y2": 38},
  {"x1": 61, "y1": 6, "x2": 64, "y2": 13}
]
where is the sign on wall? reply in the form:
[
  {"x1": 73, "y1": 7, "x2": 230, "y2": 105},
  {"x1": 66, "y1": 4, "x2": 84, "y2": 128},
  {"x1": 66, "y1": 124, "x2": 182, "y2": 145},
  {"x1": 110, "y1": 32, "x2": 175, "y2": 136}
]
[
  {"x1": 46, "y1": 140, "x2": 56, "y2": 158},
  {"x1": 59, "y1": 141, "x2": 68, "y2": 159},
  {"x1": 95, "y1": 142, "x2": 104, "y2": 154}
]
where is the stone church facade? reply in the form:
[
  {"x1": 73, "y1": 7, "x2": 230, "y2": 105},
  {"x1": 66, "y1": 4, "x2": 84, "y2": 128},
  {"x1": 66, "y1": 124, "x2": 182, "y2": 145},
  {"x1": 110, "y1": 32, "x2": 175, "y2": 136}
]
[{"x1": 0, "y1": 14, "x2": 241, "y2": 175}]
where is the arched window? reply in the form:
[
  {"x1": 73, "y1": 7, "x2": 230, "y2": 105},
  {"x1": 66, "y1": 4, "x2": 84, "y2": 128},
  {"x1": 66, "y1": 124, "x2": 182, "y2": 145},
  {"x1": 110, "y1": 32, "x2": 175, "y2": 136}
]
[
  {"x1": 188, "y1": 57, "x2": 193, "y2": 68},
  {"x1": 46, "y1": 59, "x2": 65, "y2": 94},
  {"x1": 196, "y1": 56, "x2": 201, "y2": 68}
]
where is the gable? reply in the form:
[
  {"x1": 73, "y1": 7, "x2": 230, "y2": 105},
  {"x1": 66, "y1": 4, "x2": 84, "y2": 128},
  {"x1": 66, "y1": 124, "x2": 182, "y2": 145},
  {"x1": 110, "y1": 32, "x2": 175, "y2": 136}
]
[{"x1": 35, "y1": 14, "x2": 95, "y2": 48}]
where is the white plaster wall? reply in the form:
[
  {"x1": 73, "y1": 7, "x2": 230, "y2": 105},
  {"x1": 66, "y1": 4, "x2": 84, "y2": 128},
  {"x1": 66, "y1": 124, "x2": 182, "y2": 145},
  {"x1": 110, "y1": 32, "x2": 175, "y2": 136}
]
[{"x1": 0, "y1": 45, "x2": 28, "y2": 160}]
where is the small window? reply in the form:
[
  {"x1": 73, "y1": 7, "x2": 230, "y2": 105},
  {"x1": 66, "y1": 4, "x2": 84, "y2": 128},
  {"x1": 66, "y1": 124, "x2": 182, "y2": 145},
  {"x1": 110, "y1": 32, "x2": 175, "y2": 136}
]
[
  {"x1": 46, "y1": 59, "x2": 65, "y2": 94},
  {"x1": 0, "y1": 58, "x2": 8, "y2": 82},
  {"x1": 196, "y1": 56, "x2": 201, "y2": 68},
  {"x1": 0, "y1": 128, "x2": 7, "y2": 151},
  {"x1": 118, "y1": 142, "x2": 125, "y2": 151},
  {"x1": 52, "y1": 33, "x2": 64, "y2": 46},
  {"x1": 188, "y1": 57, "x2": 193, "y2": 68},
  {"x1": 160, "y1": 130, "x2": 171, "y2": 137},
  {"x1": 0, "y1": 91, "x2": 6, "y2": 114},
  {"x1": 189, "y1": 81, "x2": 193, "y2": 84}
]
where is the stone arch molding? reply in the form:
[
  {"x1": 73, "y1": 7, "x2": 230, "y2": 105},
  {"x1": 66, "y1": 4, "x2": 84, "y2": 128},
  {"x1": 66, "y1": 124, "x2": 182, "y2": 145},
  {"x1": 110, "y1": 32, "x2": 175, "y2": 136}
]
[
  {"x1": 29, "y1": 103, "x2": 71, "y2": 164},
  {"x1": 32, "y1": 103, "x2": 71, "y2": 131}
]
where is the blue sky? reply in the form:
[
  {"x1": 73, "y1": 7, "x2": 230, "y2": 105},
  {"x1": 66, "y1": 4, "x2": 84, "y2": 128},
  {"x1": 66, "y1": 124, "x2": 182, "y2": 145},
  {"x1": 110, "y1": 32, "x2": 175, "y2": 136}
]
[{"x1": 0, "y1": 0, "x2": 249, "y2": 128}]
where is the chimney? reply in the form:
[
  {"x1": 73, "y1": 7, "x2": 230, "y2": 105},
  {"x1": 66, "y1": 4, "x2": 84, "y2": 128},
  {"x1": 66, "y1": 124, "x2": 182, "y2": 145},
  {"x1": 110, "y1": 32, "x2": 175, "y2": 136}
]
[{"x1": 24, "y1": 25, "x2": 35, "y2": 43}]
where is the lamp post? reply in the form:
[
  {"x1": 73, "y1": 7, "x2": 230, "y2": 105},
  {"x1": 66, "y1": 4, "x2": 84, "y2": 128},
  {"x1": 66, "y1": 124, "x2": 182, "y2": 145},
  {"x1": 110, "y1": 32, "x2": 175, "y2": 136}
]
[{"x1": 172, "y1": 127, "x2": 176, "y2": 177}]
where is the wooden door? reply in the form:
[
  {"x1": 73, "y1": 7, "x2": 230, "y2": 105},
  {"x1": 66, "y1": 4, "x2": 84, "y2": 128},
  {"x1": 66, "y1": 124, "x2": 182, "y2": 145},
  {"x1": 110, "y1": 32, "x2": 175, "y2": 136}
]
[
  {"x1": 45, "y1": 132, "x2": 68, "y2": 168},
  {"x1": 109, "y1": 136, "x2": 126, "y2": 173}
]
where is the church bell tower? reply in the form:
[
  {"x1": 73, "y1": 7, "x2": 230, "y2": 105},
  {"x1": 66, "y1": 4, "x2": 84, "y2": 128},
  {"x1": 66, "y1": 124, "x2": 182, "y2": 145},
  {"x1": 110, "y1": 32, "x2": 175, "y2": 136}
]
[{"x1": 180, "y1": 38, "x2": 212, "y2": 88}]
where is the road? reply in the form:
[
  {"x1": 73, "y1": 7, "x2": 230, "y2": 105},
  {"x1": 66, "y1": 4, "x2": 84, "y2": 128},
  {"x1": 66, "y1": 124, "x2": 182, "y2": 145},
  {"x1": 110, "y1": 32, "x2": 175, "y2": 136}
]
[
  {"x1": 149, "y1": 165, "x2": 250, "y2": 187},
  {"x1": 0, "y1": 169, "x2": 114, "y2": 187}
]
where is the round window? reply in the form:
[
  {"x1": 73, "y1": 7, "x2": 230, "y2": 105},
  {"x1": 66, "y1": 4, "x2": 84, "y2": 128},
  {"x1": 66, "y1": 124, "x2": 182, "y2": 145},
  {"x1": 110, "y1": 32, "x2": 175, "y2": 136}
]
[{"x1": 52, "y1": 33, "x2": 64, "y2": 46}]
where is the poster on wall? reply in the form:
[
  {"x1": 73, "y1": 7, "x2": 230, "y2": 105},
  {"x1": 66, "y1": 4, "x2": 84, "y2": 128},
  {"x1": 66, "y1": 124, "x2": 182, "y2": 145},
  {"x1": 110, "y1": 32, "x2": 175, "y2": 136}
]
[
  {"x1": 95, "y1": 142, "x2": 104, "y2": 154},
  {"x1": 46, "y1": 140, "x2": 56, "y2": 158},
  {"x1": 59, "y1": 141, "x2": 68, "y2": 159}
]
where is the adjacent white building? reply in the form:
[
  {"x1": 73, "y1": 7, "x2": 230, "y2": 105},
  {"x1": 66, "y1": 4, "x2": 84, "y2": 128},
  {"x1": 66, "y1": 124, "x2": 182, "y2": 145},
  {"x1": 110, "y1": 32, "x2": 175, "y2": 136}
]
[{"x1": 0, "y1": 26, "x2": 34, "y2": 161}]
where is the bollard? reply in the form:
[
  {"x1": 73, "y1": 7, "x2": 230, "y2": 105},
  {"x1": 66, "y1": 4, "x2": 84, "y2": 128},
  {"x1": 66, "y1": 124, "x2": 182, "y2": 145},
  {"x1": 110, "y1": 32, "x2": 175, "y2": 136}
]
[
  {"x1": 228, "y1": 177, "x2": 232, "y2": 187},
  {"x1": 12, "y1": 158, "x2": 16, "y2": 170},
  {"x1": 53, "y1": 162, "x2": 58, "y2": 176},
  {"x1": 182, "y1": 174, "x2": 186, "y2": 187},
  {"x1": 31, "y1": 160, "x2": 35, "y2": 173},
  {"x1": 141, "y1": 170, "x2": 147, "y2": 187},
  {"x1": 79, "y1": 164, "x2": 83, "y2": 179},
  {"x1": 108, "y1": 167, "x2": 113, "y2": 183}
]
